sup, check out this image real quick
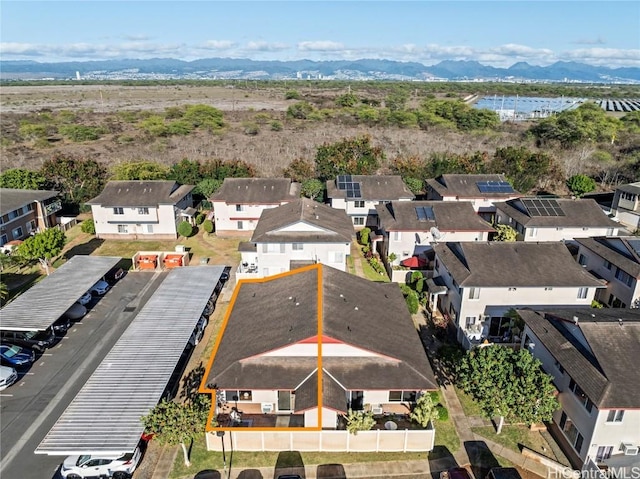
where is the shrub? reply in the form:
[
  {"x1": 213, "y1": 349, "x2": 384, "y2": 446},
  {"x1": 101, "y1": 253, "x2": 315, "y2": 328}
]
[
  {"x1": 195, "y1": 213, "x2": 205, "y2": 225},
  {"x1": 80, "y1": 218, "x2": 95, "y2": 234},
  {"x1": 358, "y1": 227, "x2": 371, "y2": 246},
  {"x1": 59, "y1": 124, "x2": 103, "y2": 142},
  {"x1": 344, "y1": 409, "x2": 375, "y2": 435},
  {"x1": 287, "y1": 101, "x2": 314, "y2": 119},
  {"x1": 270, "y1": 120, "x2": 283, "y2": 131},
  {"x1": 177, "y1": 221, "x2": 194, "y2": 238},
  {"x1": 436, "y1": 405, "x2": 449, "y2": 421},
  {"x1": 405, "y1": 290, "x2": 419, "y2": 314},
  {"x1": 242, "y1": 122, "x2": 259, "y2": 136},
  {"x1": 566, "y1": 174, "x2": 596, "y2": 197},
  {"x1": 202, "y1": 219, "x2": 214, "y2": 234},
  {"x1": 284, "y1": 90, "x2": 301, "y2": 100}
]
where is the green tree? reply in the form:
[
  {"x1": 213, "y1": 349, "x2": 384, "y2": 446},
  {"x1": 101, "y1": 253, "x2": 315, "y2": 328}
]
[
  {"x1": 403, "y1": 177, "x2": 424, "y2": 195},
  {"x1": 489, "y1": 146, "x2": 556, "y2": 193},
  {"x1": 405, "y1": 290, "x2": 419, "y2": 314},
  {"x1": 80, "y1": 219, "x2": 95, "y2": 234},
  {"x1": 40, "y1": 154, "x2": 108, "y2": 213},
  {"x1": 283, "y1": 158, "x2": 316, "y2": 182},
  {"x1": 16, "y1": 227, "x2": 66, "y2": 275},
  {"x1": 177, "y1": 221, "x2": 194, "y2": 238},
  {"x1": 110, "y1": 161, "x2": 169, "y2": 181},
  {"x1": 410, "y1": 393, "x2": 440, "y2": 428},
  {"x1": 492, "y1": 224, "x2": 518, "y2": 242},
  {"x1": 457, "y1": 346, "x2": 558, "y2": 434},
  {"x1": 0, "y1": 168, "x2": 46, "y2": 190},
  {"x1": 314, "y1": 135, "x2": 384, "y2": 181},
  {"x1": 168, "y1": 159, "x2": 203, "y2": 186},
  {"x1": 359, "y1": 227, "x2": 371, "y2": 246},
  {"x1": 300, "y1": 179, "x2": 324, "y2": 201},
  {"x1": 194, "y1": 178, "x2": 223, "y2": 198},
  {"x1": 566, "y1": 174, "x2": 596, "y2": 197},
  {"x1": 141, "y1": 397, "x2": 211, "y2": 467},
  {"x1": 343, "y1": 409, "x2": 375, "y2": 435}
]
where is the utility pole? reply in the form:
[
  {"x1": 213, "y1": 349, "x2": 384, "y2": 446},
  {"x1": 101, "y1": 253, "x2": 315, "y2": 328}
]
[{"x1": 216, "y1": 431, "x2": 226, "y2": 478}]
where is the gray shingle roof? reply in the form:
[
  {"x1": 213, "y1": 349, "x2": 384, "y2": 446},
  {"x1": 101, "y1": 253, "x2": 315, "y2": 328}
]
[
  {"x1": 326, "y1": 175, "x2": 414, "y2": 202},
  {"x1": 519, "y1": 308, "x2": 640, "y2": 408},
  {"x1": 250, "y1": 198, "x2": 354, "y2": 244},
  {"x1": 85, "y1": 181, "x2": 193, "y2": 207},
  {"x1": 210, "y1": 178, "x2": 300, "y2": 204},
  {"x1": 0, "y1": 188, "x2": 59, "y2": 214},
  {"x1": 205, "y1": 264, "x2": 437, "y2": 395},
  {"x1": 426, "y1": 174, "x2": 520, "y2": 198},
  {"x1": 617, "y1": 182, "x2": 640, "y2": 195},
  {"x1": 376, "y1": 201, "x2": 495, "y2": 232},
  {"x1": 575, "y1": 237, "x2": 640, "y2": 278},
  {"x1": 433, "y1": 242, "x2": 605, "y2": 287},
  {"x1": 495, "y1": 198, "x2": 618, "y2": 228}
]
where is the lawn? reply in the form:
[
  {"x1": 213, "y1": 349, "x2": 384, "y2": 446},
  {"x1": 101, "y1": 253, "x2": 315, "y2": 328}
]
[
  {"x1": 455, "y1": 386, "x2": 485, "y2": 417},
  {"x1": 471, "y1": 425, "x2": 559, "y2": 460}
]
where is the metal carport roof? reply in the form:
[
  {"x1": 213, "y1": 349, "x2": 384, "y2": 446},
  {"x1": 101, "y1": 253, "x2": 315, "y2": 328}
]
[
  {"x1": 35, "y1": 265, "x2": 224, "y2": 456},
  {"x1": 0, "y1": 255, "x2": 121, "y2": 331}
]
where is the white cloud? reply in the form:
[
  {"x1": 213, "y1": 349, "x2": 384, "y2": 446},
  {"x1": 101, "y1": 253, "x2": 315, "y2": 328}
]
[
  {"x1": 245, "y1": 41, "x2": 289, "y2": 52},
  {"x1": 0, "y1": 42, "x2": 44, "y2": 56},
  {"x1": 572, "y1": 37, "x2": 606, "y2": 46},
  {"x1": 563, "y1": 47, "x2": 640, "y2": 67},
  {"x1": 297, "y1": 41, "x2": 345, "y2": 52},
  {"x1": 201, "y1": 40, "x2": 237, "y2": 50},
  {"x1": 123, "y1": 34, "x2": 150, "y2": 41}
]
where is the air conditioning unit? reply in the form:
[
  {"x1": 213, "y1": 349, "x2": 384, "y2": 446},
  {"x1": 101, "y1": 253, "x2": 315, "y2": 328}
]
[
  {"x1": 622, "y1": 443, "x2": 639, "y2": 455},
  {"x1": 371, "y1": 405, "x2": 383, "y2": 415},
  {"x1": 261, "y1": 403, "x2": 273, "y2": 414}
]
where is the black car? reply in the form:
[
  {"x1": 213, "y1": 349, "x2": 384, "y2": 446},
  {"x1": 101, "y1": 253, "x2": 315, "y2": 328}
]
[
  {"x1": 1, "y1": 328, "x2": 57, "y2": 352},
  {"x1": 105, "y1": 267, "x2": 126, "y2": 285}
]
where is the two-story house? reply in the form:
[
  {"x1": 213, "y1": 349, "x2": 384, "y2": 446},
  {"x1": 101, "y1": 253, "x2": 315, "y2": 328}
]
[
  {"x1": 611, "y1": 181, "x2": 640, "y2": 230},
  {"x1": 210, "y1": 178, "x2": 300, "y2": 236},
  {"x1": 86, "y1": 181, "x2": 194, "y2": 240},
  {"x1": 432, "y1": 242, "x2": 604, "y2": 349},
  {"x1": 518, "y1": 308, "x2": 640, "y2": 470},
  {"x1": 202, "y1": 263, "x2": 438, "y2": 432},
  {"x1": 375, "y1": 201, "x2": 494, "y2": 268},
  {"x1": 236, "y1": 198, "x2": 354, "y2": 281},
  {"x1": 0, "y1": 188, "x2": 61, "y2": 247},
  {"x1": 574, "y1": 236, "x2": 640, "y2": 308},
  {"x1": 495, "y1": 198, "x2": 619, "y2": 242},
  {"x1": 425, "y1": 174, "x2": 520, "y2": 221},
  {"x1": 326, "y1": 175, "x2": 414, "y2": 228}
]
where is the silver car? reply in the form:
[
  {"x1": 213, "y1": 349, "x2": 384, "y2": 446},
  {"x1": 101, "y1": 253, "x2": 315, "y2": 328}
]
[{"x1": 0, "y1": 365, "x2": 18, "y2": 391}]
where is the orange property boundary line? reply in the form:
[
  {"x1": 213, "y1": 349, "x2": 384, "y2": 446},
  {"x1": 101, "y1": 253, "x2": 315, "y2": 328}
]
[{"x1": 200, "y1": 263, "x2": 326, "y2": 432}]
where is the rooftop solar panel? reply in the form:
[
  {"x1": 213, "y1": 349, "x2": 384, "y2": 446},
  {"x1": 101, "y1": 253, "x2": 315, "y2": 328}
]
[
  {"x1": 416, "y1": 206, "x2": 435, "y2": 221},
  {"x1": 521, "y1": 198, "x2": 565, "y2": 217},
  {"x1": 476, "y1": 181, "x2": 515, "y2": 194},
  {"x1": 35, "y1": 266, "x2": 224, "y2": 456}
]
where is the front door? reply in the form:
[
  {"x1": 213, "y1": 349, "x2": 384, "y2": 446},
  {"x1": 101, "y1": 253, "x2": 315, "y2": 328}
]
[
  {"x1": 350, "y1": 391, "x2": 364, "y2": 410},
  {"x1": 277, "y1": 391, "x2": 291, "y2": 411}
]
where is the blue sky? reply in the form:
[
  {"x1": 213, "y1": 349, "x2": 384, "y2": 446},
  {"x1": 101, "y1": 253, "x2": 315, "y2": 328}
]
[{"x1": 1, "y1": 1, "x2": 639, "y2": 67}]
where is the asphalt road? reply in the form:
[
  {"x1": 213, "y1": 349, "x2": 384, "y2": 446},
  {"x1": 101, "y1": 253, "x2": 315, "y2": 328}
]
[{"x1": 0, "y1": 271, "x2": 165, "y2": 479}]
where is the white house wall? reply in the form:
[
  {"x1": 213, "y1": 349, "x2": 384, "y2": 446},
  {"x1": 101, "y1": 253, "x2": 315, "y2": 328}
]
[
  {"x1": 91, "y1": 204, "x2": 179, "y2": 238},
  {"x1": 261, "y1": 343, "x2": 380, "y2": 358},
  {"x1": 439, "y1": 195, "x2": 519, "y2": 213},
  {"x1": 388, "y1": 230, "x2": 487, "y2": 264},
  {"x1": 589, "y1": 409, "x2": 640, "y2": 462},
  {"x1": 520, "y1": 226, "x2": 617, "y2": 242},
  {"x1": 213, "y1": 201, "x2": 281, "y2": 233},
  {"x1": 256, "y1": 242, "x2": 350, "y2": 276},
  {"x1": 277, "y1": 222, "x2": 327, "y2": 233}
]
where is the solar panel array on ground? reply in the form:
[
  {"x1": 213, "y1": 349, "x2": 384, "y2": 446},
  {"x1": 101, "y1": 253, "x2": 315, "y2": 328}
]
[
  {"x1": 0, "y1": 256, "x2": 121, "y2": 331},
  {"x1": 521, "y1": 198, "x2": 566, "y2": 217},
  {"x1": 35, "y1": 265, "x2": 224, "y2": 456}
]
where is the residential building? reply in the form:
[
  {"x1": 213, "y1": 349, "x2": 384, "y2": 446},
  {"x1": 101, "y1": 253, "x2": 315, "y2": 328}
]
[
  {"x1": 574, "y1": 236, "x2": 640, "y2": 308},
  {"x1": 237, "y1": 198, "x2": 353, "y2": 280},
  {"x1": 611, "y1": 181, "x2": 640, "y2": 230},
  {"x1": 519, "y1": 308, "x2": 640, "y2": 470},
  {"x1": 432, "y1": 242, "x2": 604, "y2": 349},
  {"x1": 202, "y1": 263, "x2": 438, "y2": 432},
  {"x1": 210, "y1": 178, "x2": 300, "y2": 235},
  {"x1": 425, "y1": 174, "x2": 520, "y2": 220},
  {"x1": 0, "y1": 188, "x2": 61, "y2": 246},
  {"x1": 375, "y1": 201, "x2": 494, "y2": 268},
  {"x1": 326, "y1": 175, "x2": 414, "y2": 228},
  {"x1": 86, "y1": 181, "x2": 194, "y2": 240},
  {"x1": 495, "y1": 198, "x2": 618, "y2": 242}
]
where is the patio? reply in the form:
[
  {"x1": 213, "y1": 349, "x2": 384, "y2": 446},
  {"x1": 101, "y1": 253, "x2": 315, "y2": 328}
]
[{"x1": 217, "y1": 412, "x2": 305, "y2": 428}]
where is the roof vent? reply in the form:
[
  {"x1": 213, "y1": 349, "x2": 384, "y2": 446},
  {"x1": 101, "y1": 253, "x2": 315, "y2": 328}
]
[
  {"x1": 354, "y1": 306, "x2": 358, "y2": 311},
  {"x1": 295, "y1": 302, "x2": 300, "y2": 306},
  {"x1": 573, "y1": 316, "x2": 579, "y2": 325}
]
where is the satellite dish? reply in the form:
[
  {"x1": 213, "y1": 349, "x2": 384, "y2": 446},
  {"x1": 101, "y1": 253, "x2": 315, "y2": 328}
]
[{"x1": 430, "y1": 227, "x2": 442, "y2": 241}]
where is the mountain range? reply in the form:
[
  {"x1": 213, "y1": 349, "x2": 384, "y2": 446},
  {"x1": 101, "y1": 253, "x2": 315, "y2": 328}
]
[{"x1": 1, "y1": 58, "x2": 639, "y2": 83}]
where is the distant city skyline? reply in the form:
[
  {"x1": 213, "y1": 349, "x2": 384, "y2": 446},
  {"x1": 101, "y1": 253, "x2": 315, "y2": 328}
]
[{"x1": 1, "y1": 1, "x2": 639, "y2": 68}]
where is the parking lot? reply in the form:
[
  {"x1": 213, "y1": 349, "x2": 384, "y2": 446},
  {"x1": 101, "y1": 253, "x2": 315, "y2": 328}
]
[{"x1": 0, "y1": 270, "x2": 164, "y2": 479}]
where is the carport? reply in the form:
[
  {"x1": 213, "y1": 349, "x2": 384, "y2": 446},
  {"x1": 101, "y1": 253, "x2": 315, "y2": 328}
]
[
  {"x1": 0, "y1": 255, "x2": 122, "y2": 332},
  {"x1": 35, "y1": 265, "x2": 225, "y2": 456}
]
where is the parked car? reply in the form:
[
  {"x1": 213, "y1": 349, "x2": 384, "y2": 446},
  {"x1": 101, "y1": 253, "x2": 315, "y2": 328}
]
[
  {"x1": 105, "y1": 267, "x2": 126, "y2": 285},
  {"x1": 0, "y1": 365, "x2": 18, "y2": 390},
  {"x1": 78, "y1": 292, "x2": 93, "y2": 306},
  {"x1": 1, "y1": 328, "x2": 57, "y2": 352},
  {"x1": 64, "y1": 302, "x2": 87, "y2": 321},
  {"x1": 89, "y1": 280, "x2": 110, "y2": 296},
  {"x1": 188, "y1": 316, "x2": 208, "y2": 347},
  {"x1": 0, "y1": 344, "x2": 36, "y2": 368},
  {"x1": 441, "y1": 467, "x2": 475, "y2": 479},
  {"x1": 60, "y1": 445, "x2": 142, "y2": 479}
]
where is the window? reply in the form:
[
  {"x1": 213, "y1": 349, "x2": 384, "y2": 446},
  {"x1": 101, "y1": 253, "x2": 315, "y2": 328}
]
[
  {"x1": 527, "y1": 227, "x2": 537, "y2": 237},
  {"x1": 606, "y1": 410, "x2": 624, "y2": 423},
  {"x1": 117, "y1": 225, "x2": 128, "y2": 234},
  {"x1": 545, "y1": 287, "x2": 554, "y2": 291},
  {"x1": 292, "y1": 243, "x2": 304, "y2": 251},
  {"x1": 353, "y1": 217, "x2": 365, "y2": 226},
  {"x1": 11, "y1": 227, "x2": 23, "y2": 239},
  {"x1": 606, "y1": 228, "x2": 615, "y2": 236},
  {"x1": 569, "y1": 378, "x2": 593, "y2": 413},
  {"x1": 465, "y1": 317, "x2": 476, "y2": 328},
  {"x1": 560, "y1": 412, "x2": 584, "y2": 453},
  {"x1": 614, "y1": 268, "x2": 633, "y2": 287},
  {"x1": 604, "y1": 260, "x2": 612, "y2": 270},
  {"x1": 223, "y1": 390, "x2": 252, "y2": 402},
  {"x1": 330, "y1": 251, "x2": 345, "y2": 263},
  {"x1": 146, "y1": 224, "x2": 154, "y2": 233},
  {"x1": 508, "y1": 287, "x2": 517, "y2": 291},
  {"x1": 0, "y1": 234, "x2": 7, "y2": 245},
  {"x1": 138, "y1": 207, "x2": 149, "y2": 215},
  {"x1": 468, "y1": 287, "x2": 480, "y2": 300},
  {"x1": 8, "y1": 210, "x2": 18, "y2": 220},
  {"x1": 393, "y1": 231, "x2": 401, "y2": 241},
  {"x1": 354, "y1": 200, "x2": 365, "y2": 208},
  {"x1": 235, "y1": 204, "x2": 243, "y2": 212},
  {"x1": 113, "y1": 207, "x2": 124, "y2": 215},
  {"x1": 388, "y1": 391, "x2": 417, "y2": 402},
  {"x1": 578, "y1": 254, "x2": 587, "y2": 266},
  {"x1": 556, "y1": 227, "x2": 564, "y2": 231},
  {"x1": 237, "y1": 221, "x2": 244, "y2": 230},
  {"x1": 577, "y1": 287, "x2": 588, "y2": 299},
  {"x1": 554, "y1": 360, "x2": 565, "y2": 374},
  {"x1": 27, "y1": 220, "x2": 36, "y2": 233},
  {"x1": 263, "y1": 243, "x2": 285, "y2": 253},
  {"x1": 596, "y1": 446, "x2": 613, "y2": 463}
]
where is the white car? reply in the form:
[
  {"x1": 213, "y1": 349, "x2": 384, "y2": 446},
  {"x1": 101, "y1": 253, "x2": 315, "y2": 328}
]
[
  {"x1": 89, "y1": 280, "x2": 110, "y2": 296},
  {"x1": 60, "y1": 445, "x2": 141, "y2": 479},
  {"x1": 78, "y1": 292, "x2": 92, "y2": 306},
  {"x1": 0, "y1": 365, "x2": 18, "y2": 391}
]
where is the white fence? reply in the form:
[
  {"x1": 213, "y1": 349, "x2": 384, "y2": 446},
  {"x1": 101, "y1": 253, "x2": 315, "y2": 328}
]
[{"x1": 206, "y1": 428, "x2": 435, "y2": 453}]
